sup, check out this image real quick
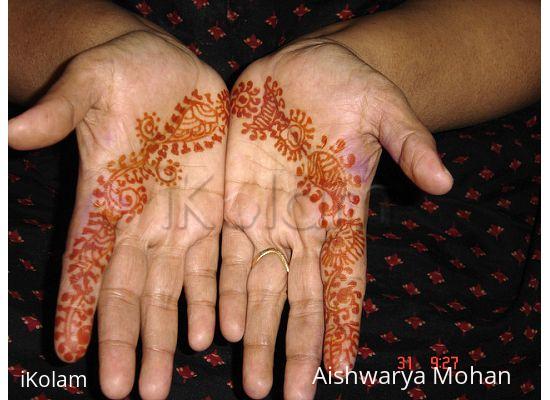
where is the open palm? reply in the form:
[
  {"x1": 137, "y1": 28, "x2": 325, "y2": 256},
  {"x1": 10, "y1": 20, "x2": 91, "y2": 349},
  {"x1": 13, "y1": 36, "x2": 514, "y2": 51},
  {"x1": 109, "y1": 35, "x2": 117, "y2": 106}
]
[
  {"x1": 221, "y1": 38, "x2": 452, "y2": 399},
  {"x1": 9, "y1": 31, "x2": 228, "y2": 400}
]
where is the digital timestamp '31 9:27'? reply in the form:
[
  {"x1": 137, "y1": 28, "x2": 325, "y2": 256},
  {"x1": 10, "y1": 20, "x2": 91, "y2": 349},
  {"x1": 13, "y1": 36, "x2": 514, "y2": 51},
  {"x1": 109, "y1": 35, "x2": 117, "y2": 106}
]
[{"x1": 397, "y1": 356, "x2": 460, "y2": 370}]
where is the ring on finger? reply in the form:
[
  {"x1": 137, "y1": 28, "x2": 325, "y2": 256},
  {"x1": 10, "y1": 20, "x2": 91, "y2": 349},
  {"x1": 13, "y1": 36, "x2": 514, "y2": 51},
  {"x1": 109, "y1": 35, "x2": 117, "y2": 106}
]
[{"x1": 251, "y1": 248, "x2": 289, "y2": 273}]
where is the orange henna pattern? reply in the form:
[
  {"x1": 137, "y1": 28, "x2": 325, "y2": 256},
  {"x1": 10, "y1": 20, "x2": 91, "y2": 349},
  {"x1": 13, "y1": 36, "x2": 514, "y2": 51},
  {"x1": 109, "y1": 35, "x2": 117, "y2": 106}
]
[
  {"x1": 241, "y1": 77, "x2": 288, "y2": 141},
  {"x1": 55, "y1": 89, "x2": 228, "y2": 361},
  {"x1": 275, "y1": 109, "x2": 314, "y2": 161},
  {"x1": 320, "y1": 218, "x2": 364, "y2": 367},
  {"x1": 230, "y1": 80, "x2": 260, "y2": 118},
  {"x1": 230, "y1": 78, "x2": 365, "y2": 370},
  {"x1": 297, "y1": 138, "x2": 362, "y2": 227}
]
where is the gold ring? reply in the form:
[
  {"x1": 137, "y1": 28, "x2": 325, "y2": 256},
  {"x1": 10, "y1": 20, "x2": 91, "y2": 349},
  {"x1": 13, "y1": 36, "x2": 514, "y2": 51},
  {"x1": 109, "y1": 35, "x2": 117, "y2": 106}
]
[{"x1": 252, "y1": 248, "x2": 290, "y2": 273}]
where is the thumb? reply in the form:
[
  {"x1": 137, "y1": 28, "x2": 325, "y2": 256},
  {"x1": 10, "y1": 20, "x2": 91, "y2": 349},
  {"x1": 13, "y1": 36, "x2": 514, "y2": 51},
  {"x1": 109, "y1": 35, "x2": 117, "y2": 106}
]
[
  {"x1": 9, "y1": 59, "x2": 100, "y2": 150},
  {"x1": 377, "y1": 95, "x2": 453, "y2": 195}
]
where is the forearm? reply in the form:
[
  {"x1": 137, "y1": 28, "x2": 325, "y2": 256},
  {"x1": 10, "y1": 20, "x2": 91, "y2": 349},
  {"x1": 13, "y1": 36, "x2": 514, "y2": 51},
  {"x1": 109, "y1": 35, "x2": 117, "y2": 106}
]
[
  {"x1": 318, "y1": 0, "x2": 540, "y2": 131},
  {"x1": 9, "y1": 0, "x2": 158, "y2": 104}
]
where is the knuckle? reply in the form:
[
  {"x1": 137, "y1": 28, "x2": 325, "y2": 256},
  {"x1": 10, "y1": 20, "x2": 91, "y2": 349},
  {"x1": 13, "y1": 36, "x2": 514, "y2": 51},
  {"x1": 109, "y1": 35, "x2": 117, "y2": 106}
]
[
  {"x1": 247, "y1": 288, "x2": 285, "y2": 305},
  {"x1": 142, "y1": 344, "x2": 175, "y2": 356},
  {"x1": 187, "y1": 299, "x2": 216, "y2": 308},
  {"x1": 98, "y1": 338, "x2": 135, "y2": 350},
  {"x1": 410, "y1": 148, "x2": 431, "y2": 176},
  {"x1": 219, "y1": 288, "x2": 247, "y2": 298},
  {"x1": 141, "y1": 292, "x2": 179, "y2": 311},
  {"x1": 288, "y1": 298, "x2": 324, "y2": 319},
  {"x1": 185, "y1": 267, "x2": 217, "y2": 280},
  {"x1": 244, "y1": 336, "x2": 274, "y2": 349},
  {"x1": 220, "y1": 260, "x2": 249, "y2": 275},
  {"x1": 148, "y1": 245, "x2": 186, "y2": 259},
  {"x1": 244, "y1": 343, "x2": 273, "y2": 352},
  {"x1": 99, "y1": 287, "x2": 140, "y2": 308},
  {"x1": 286, "y1": 352, "x2": 322, "y2": 364}
]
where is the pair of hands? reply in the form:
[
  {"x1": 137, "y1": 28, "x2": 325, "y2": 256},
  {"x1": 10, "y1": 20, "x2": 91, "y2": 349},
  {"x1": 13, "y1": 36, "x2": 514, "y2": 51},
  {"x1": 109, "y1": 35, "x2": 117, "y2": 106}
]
[{"x1": 8, "y1": 30, "x2": 452, "y2": 399}]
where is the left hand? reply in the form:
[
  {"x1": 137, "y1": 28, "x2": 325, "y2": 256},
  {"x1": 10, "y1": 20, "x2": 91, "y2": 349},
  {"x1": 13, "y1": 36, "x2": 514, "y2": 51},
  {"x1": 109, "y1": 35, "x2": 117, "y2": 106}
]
[{"x1": 221, "y1": 38, "x2": 453, "y2": 399}]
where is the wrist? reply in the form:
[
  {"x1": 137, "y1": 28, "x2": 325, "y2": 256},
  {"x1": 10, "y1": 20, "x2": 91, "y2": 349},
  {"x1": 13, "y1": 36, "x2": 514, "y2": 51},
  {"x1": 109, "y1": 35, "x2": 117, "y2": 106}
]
[{"x1": 9, "y1": 1, "x2": 165, "y2": 104}]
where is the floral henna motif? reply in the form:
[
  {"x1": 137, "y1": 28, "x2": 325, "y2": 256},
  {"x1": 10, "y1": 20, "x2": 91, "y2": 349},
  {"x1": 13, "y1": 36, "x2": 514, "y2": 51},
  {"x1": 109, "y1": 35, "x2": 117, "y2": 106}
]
[
  {"x1": 239, "y1": 77, "x2": 288, "y2": 141},
  {"x1": 275, "y1": 109, "x2": 314, "y2": 161},
  {"x1": 230, "y1": 78, "x2": 366, "y2": 370},
  {"x1": 55, "y1": 89, "x2": 228, "y2": 361},
  {"x1": 230, "y1": 80, "x2": 260, "y2": 118}
]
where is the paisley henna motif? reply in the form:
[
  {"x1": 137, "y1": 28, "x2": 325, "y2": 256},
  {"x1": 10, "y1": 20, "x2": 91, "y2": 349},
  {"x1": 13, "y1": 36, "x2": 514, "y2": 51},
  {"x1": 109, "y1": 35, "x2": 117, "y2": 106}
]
[
  {"x1": 55, "y1": 89, "x2": 229, "y2": 362},
  {"x1": 230, "y1": 77, "x2": 366, "y2": 371},
  {"x1": 297, "y1": 138, "x2": 362, "y2": 227}
]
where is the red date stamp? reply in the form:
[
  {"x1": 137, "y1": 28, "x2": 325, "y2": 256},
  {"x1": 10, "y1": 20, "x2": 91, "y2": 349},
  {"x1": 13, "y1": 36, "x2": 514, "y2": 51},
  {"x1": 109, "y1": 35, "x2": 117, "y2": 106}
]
[
  {"x1": 397, "y1": 355, "x2": 460, "y2": 370},
  {"x1": 397, "y1": 355, "x2": 414, "y2": 370},
  {"x1": 430, "y1": 355, "x2": 459, "y2": 370}
]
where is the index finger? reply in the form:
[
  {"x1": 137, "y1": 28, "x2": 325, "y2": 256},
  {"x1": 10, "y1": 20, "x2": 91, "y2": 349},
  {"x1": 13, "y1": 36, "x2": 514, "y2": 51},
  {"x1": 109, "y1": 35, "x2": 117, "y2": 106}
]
[
  {"x1": 321, "y1": 217, "x2": 366, "y2": 374},
  {"x1": 55, "y1": 182, "x2": 116, "y2": 362}
]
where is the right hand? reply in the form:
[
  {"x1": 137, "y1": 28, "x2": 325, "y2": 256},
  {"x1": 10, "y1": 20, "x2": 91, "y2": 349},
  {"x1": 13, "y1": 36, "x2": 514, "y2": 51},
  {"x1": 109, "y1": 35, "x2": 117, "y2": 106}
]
[{"x1": 8, "y1": 30, "x2": 228, "y2": 400}]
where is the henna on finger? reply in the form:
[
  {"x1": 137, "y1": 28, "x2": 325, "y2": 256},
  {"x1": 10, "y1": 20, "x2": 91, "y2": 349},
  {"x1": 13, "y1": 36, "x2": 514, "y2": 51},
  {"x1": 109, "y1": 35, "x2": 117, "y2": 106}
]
[{"x1": 55, "y1": 89, "x2": 229, "y2": 361}]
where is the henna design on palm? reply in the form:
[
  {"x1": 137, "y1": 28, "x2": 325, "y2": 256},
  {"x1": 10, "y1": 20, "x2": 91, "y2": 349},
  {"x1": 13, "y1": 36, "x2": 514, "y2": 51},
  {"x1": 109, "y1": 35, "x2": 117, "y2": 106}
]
[
  {"x1": 230, "y1": 77, "x2": 365, "y2": 370},
  {"x1": 55, "y1": 89, "x2": 229, "y2": 361}
]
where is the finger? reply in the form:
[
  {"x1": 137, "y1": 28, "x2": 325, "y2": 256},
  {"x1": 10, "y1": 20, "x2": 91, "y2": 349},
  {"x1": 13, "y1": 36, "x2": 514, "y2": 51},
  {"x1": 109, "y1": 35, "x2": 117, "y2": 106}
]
[
  {"x1": 184, "y1": 236, "x2": 218, "y2": 351},
  {"x1": 98, "y1": 239, "x2": 147, "y2": 399},
  {"x1": 321, "y1": 218, "x2": 366, "y2": 375},
  {"x1": 54, "y1": 182, "x2": 116, "y2": 363},
  {"x1": 139, "y1": 247, "x2": 185, "y2": 400},
  {"x1": 8, "y1": 58, "x2": 101, "y2": 150},
  {"x1": 284, "y1": 248, "x2": 324, "y2": 400},
  {"x1": 377, "y1": 95, "x2": 453, "y2": 195},
  {"x1": 243, "y1": 243, "x2": 288, "y2": 399},
  {"x1": 219, "y1": 223, "x2": 254, "y2": 342}
]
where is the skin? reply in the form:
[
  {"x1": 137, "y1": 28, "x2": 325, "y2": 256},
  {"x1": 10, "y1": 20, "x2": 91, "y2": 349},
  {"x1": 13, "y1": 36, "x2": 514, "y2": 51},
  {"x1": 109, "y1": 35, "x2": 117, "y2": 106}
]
[
  {"x1": 221, "y1": 40, "x2": 452, "y2": 400},
  {"x1": 9, "y1": 1, "x2": 540, "y2": 399},
  {"x1": 9, "y1": 30, "x2": 228, "y2": 400},
  {"x1": 220, "y1": 2, "x2": 539, "y2": 397},
  {"x1": 9, "y1": 0, "x2": 158, "y2": 104},
  {"x1": 310, "y1": 0, "x2": 540, "y2": 132}
]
